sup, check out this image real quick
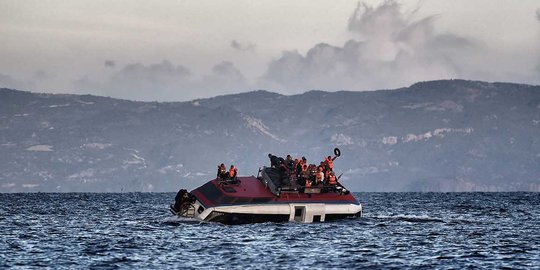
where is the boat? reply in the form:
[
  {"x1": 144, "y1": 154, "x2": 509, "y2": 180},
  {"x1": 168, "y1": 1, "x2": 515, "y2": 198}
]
[{"x1": 170, "y1": 149, "x2": 362, "y2": 225}]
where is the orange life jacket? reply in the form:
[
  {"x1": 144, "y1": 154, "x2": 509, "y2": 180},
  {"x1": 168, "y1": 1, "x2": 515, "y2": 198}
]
[
  {"x1": 229, "y1": 168, "x2": 237, "y2": 177},
  {"x1": 328, "y1": 175, "x2": 337, "y2": 185},
  {"x1": 327, "y1": 159, "x2": 334, "y2": 169}
]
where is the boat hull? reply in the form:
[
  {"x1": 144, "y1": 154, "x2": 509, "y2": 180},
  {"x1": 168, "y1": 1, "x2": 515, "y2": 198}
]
[{"x1": 172, "y1": 173, "x2": 362, "y2": 225}]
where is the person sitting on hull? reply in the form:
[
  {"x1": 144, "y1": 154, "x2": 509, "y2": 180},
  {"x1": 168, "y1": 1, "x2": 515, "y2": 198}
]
[
  {"x1": 217, "y1": 163, "x2": 228, "y2": 179},
  {"x1": 229, "y1": 165, "x2": 238, "y2": 180}
]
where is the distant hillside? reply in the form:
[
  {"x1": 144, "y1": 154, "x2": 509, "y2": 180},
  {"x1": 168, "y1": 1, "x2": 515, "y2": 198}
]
[{"x1": 1, "y1": 79, "x2": 540, "y2": 192}]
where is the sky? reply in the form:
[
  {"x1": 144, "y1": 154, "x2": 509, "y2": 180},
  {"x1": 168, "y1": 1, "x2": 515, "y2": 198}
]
[{"x1": 1, "y1": 0, "x2": 540, "y2": 101}]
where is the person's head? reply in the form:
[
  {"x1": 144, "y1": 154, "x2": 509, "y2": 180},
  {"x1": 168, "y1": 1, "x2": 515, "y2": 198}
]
[
  {"x1": 286, "y1": 155, "x2": 292, "y2": 160},
  {"x1": 318, "y1": 167, "x2": 323, "y2": 172},
  {"x1": 268, "y1": 153, "x2": 272, "y2": 158},
  {"x1": 302, "y1": 164, "x2": 308, "y2": 170},
  {"x1": 230, "y1": 165, "x2": 234, "y2": 169},
  {"x1": 302, "y1": 156, "x2": 306, "y2": 162},
  {"x1": 327, "y1": 156, "x2": 331, "y2": 160}
]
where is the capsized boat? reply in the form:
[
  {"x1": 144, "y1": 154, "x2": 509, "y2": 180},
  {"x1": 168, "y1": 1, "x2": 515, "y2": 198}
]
[{"x1": 170, "y1": 152, "x2": 362, "y2": 225}]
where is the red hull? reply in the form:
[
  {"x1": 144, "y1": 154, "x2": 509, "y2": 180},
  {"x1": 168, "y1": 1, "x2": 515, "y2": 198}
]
[{"x1": 191, "y1": 176, "x2": 359, "y2": 209}]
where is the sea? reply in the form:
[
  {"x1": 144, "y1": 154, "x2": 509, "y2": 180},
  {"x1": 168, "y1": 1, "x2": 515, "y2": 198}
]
[{"x1": 1, "y1": 192, "x2": 539, "y2": 269}]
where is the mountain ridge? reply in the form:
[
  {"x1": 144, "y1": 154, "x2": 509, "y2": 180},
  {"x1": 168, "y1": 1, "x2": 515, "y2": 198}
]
[{"x1": 1, "y1": 79, "x2": 539, "y2": 192}]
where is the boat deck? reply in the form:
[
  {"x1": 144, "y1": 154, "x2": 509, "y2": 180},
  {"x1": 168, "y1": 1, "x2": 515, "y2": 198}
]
[{"x1": 191, "y1": 174, "x2": 358, "y2": 208}]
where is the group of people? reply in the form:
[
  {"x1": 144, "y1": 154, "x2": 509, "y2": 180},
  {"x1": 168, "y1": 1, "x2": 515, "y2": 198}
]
[
  {"x1": 268, "y1": 153, "x2": 339, "y2": 188},
  {"x1": 217, "y1": 163, "x2": 238, "y2": 181}
]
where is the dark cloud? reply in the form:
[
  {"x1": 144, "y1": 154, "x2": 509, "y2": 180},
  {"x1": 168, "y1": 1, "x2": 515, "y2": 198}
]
[
  {"x1": 104, "y1": 60, "x2": 116, "y2": 68},
  {"x1": 260, "y1": 0, "x2": 477, "y2": 93},
  {"x1": 231, "y1": 40, "x2": 255, "y2": 52}
]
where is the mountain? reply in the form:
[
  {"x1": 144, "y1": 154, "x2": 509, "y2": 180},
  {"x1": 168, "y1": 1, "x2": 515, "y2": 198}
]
[{"x1": 1, "y1": 79, "x2": 540, "y2": 192}]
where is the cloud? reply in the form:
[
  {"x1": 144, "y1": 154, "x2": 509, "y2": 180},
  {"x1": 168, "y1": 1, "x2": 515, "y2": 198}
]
[
  {"x1": 75, "y1": 60, "x2": 191, "y2": 101},
  {"x1": 260, "y1": 0, "x2": 477, "y2": 93},
  {"x1": 74, "y1": 60, "x2": 249, "y2": 101},
  {"x1": 201, "y1": 61, "x2": 248, "y2": 93},
  {"x1": 230, "y1": 40, "x2": 256, "y2": 52}
]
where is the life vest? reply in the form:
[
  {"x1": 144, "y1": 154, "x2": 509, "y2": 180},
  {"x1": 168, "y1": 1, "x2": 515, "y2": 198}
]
[
  {"x1": 327, "y1": 159, "x2": 334, "y2": 169},
  {"x1": 229, "y1": 168, "x2": 237, "y2": 178},
  {"x1": 328, "y1": 175, "x2": 337, "y2": 185}
]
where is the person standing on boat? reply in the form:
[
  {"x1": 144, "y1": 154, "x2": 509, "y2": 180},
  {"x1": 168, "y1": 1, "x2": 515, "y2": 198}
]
[
  {"x1": 268, "y1": 153, "x2": 279, "y2": 168},
  {"x1": 315, "y1": 166, "x2": 325, "y2": 186},
  {"x1": 324, "y1": 155, "x2": 337, "y2": 172},
  {"x1": 295, "y1": 157, "x2": 304, "y2": 180}
]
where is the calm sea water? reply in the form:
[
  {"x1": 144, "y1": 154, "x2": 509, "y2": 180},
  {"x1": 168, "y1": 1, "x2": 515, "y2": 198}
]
[{"x1": 1, "y1": 192, "x2": 539, "y2": 269}]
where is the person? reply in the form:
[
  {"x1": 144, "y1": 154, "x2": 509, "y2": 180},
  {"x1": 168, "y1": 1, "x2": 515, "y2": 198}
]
[
  {"x1": 268, "y1": 153, "x2": 279, "y2": 168},
  {"x1": 228, "y1": 165, "x2": 238, "y2": 179},
  {"x1": 285, "y1": 155, "x2": 294, "y2": 170},
  {"x1": 324, "y1": 155, "x2": 337, "y2": 172},
  {"x1": 327, "y1": 172, "x2": 337, "y2": 185},
  {"x1": 315, "y1": 166, "x2": 325, "y2": 186},
  {"x1": 298, "y1": 164, "x2": 309, "y2": 186},
  {"x1": 295, "y1": 158, "x2": 303, "y2": 180},
  {"x1": 278, "y1": 159, "x2": 291, "y2": 186},
  {"x1": 173, "y1": 189, "x2": 188, "y2": 212},
  {"x1": 305, "y1": 176, "x2": 311, "y2": 188},
  {"x1": 217, "y1": 163, "x2": 228, "y2": 179}
]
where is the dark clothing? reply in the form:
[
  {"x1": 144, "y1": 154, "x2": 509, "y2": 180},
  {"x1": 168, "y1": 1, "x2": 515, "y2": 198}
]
[
  {"x1": 217, "y1": 169, "x2": 228, "y2": 179},
  {"x1": 174, "y1": 189, "x2": 188, "y2": 211},
  {"x1": 269, "y1": 155, "x2": 279, "y2": 168}
]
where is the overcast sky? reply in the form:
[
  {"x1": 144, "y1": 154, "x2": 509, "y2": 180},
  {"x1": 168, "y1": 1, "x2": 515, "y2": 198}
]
[{"x1": 1, "y1": 0, "x2": 539, "y2": 101}]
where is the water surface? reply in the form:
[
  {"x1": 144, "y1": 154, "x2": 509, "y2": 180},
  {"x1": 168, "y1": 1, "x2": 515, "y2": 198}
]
[{"x1": 1, "y1": 192, "x2": 539, "y2": 269}]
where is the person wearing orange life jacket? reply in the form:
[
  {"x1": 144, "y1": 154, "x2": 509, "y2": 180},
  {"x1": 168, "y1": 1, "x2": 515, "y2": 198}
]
[
  {"x1": 228, "y1": 165, "x2": 238, "y2": 179},
  {"x1": 305, "y1": 173, "x2": 312, "y2": 188},
  {"x1": 328, "y1": 172, "x2": 337, "y2": 185},
  {"x1": 325, "y1": 155, "x2": 337, "y2": 172}
]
